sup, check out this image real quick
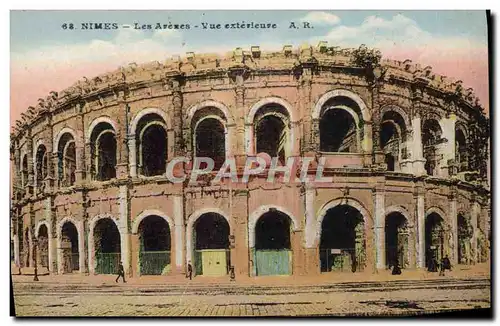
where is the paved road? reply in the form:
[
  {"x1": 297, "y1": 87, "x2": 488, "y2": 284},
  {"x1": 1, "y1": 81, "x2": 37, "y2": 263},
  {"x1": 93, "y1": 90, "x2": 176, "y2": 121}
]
[{"x1": 13, "y1": 278, "x2": 491, "y2": 317}]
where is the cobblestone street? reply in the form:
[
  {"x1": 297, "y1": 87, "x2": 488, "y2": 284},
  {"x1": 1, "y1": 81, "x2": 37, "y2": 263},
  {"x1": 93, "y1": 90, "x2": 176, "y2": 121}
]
[{"x1": 12, "y1": 273, "x2": 490, "y2": 317}]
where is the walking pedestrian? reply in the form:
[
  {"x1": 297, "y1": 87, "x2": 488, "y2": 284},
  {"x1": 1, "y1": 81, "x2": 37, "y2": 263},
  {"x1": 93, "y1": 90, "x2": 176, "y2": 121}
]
[
  {"x1": 115, "y1": 262, "x2": 126, "y2": 283},
  {"x1": 186, "y1": 261, "x2": 193, "y2": 280}
]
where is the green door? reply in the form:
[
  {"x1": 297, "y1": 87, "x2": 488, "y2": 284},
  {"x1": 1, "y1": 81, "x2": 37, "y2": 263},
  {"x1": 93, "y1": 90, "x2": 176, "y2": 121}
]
[{"x1": 255, "y1": 250, "x2": 291, "y2": 276}]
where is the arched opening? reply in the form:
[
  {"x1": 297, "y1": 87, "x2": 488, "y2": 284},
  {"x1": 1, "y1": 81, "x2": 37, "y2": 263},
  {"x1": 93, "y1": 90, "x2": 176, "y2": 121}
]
[
  {"x1": 422, "y1": 119, "x2": 443, "y2": 176},
  {"x1": 57, "y1": 133, "x2": 76, "y2": 187},
  {"x1": 455, "y1": 128, "x2": 468, "y2": 172},
  {"x1": 136, "y1": 114, "x2": 168, "y2": 177},
  {"x1": 21, "y1": 154, "x2": 28, "y2": 188},
  {"x1": 457, "y1": 214, "x2": 473, "y2": 265},
  {"x1": 37, "y1": 225, "x2": 49, "y2": 268},
  {"x1": 254, "y1": 106, "x2": 290, "y2": 163},
  {"x1": 385, "y1": 213, "x2": 409, "y2": 269},
  {"x1": 319, "y1": 205, "x2": 365, "y2": 273},
  {"x1": 94, "y1": 218, "x2": 121, "y2": 274},
  {"x1": 254, "y1": 211, "x2": 293, "y2": 276},
  {"x1": 193, "y1": 213, "x2": 230, "y2": 276},
  {"x1": 90, "y1": 123, "x2": 116, "y2": 181},
  {"x1": 194, "y1": 118, "x2": 226, "y2": 170},
  {"x1": 35, "y1": 145, "x2": 48, "y2": 188},
  {"x1": 380, "y1": 111, "x2": 407, "y2": 172},
  {"x1": 138, "y1": 216, "x2": 171, "y2": 275},
  {"x1": 61, "y1": 221, "x2": 79, "y2": 273},
  {"x1": 425, "y1": 213, "x2": 445, "y2": 267},
  {"x1": 320, "y1": 109, "x2": 357, "y2": 152}
]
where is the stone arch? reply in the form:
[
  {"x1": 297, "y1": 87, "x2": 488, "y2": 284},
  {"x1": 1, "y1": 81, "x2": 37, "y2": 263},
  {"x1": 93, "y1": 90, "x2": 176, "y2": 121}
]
[
  {"x1": 425, "y1": 206, "x2": 449, "y2": 227},
  {"x1": 380, "y1": 105, "x2": 411, "y2": 133},
  {"x1": 186, "y1": 100, "x2": 235, "y2": 126},
  {"x1": 35, "y1": 220, "x2": 51, "y2": 238},
  {"x1": 247, "y1": 97, "x2": 298, "y2": 124},
  {"x1": 313, "y1": 197, "x2": 372, "y2": 248},
  {"x1": 57, "y1": 217, "x2": 81, "y2": 274},
  {"x1": 248, "y1": 205, "x2": 299, "y2": 248},
  {"x1": 132, "y1": 209, "x2": 174, "y2": 235},
  {"x1": 53, "y1": 127, "x2": 79, "y2": 153},
  {"x1": 185, "y1": 208, "x2": 231, "y2": 264},
  {"x1": 129, "y1": 107, "x2": 171, "y2": 136},
  {"x1": 87, "y1": 214, "x2": 122, "y2": 274},
  {"x1": 57, "y1": 217, "x2": 80, "y2": 240},
  {"x1": 86, "y1": 116, "x2": 119, "y2": 143},
  {"x1": 313, "y1": 89, "x2": 371, "y2": 122}
]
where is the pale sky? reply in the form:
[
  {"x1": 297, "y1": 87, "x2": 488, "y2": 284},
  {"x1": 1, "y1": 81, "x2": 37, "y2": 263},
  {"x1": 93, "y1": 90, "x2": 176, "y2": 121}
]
[{"x1": 10, "y1": 10, "x2": 489, "y2": 125}]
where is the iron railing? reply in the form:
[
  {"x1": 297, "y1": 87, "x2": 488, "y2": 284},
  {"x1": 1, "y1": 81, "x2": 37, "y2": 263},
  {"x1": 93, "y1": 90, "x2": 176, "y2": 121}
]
[
  {"x1": 320, "y1": 248, "x2": 365, "y2": 272},
  {"x1": 95, "y1": 252, "x2": 120, "y2": 274}
]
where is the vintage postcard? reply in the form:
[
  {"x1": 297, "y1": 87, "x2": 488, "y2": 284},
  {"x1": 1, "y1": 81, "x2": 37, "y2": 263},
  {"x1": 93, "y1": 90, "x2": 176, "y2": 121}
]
[{"x1": 10, "y1": 10, "x2": 491, "y2": 317}]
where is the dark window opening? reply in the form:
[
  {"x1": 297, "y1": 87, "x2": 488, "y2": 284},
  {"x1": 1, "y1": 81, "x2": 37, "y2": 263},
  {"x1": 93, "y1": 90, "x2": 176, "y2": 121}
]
[
  {"x1": 62, "y1": 221, "x2": 79, "y2": 272},
  {"x1": 425, "y1": 213, "x2": 444, "y2": 267},
  {"x1": 385, "y1": 154, "x2": 395, "y2": 171},
  {"x1": 90, "y1": 123, "x2": 117, "y2": 181},
  {"x1": 319, "y1": 205, "x2": 365, "y2": 272},
  {"x1": 320, "y1": 109, "x2": 357, "y2": 152},
  {"x1": 423, "y1": 120, "x2": 442, "y2": 177},
  {"x1": 195, "y1": 119, "x2": 226, "y2": 170},
  {"x1": 57, "y1": 133, "x2": 76, "y2": 187},
  {"x1": 94, "y1": 219, "x2": 121, "y2": 254},
  {"x1": 139, "y1": 216, "x2": 171, "y2": 251},
  {"x1": 385, "y1": 213, "x2": 408, "y2": 269},
  {"x1": 21, "y1": 154, "x2": 28, "y2": 188},
  {"x1": 195, "y1": 213, "x2": 230, "y2": 250},
  {"x1": 455, "y1": 129, "x2": 468, "y2": 172},
  {"x1": 35, "y1": 145, "x2": 48, "y2": 187},
  {"x1": 141, "y1": 124, "x2": 168, "y2": 177},
  {"x1": 256, "y1": 115, "x2": 287, "y2": 164},
  {"x1": 255, "y1": 211, "x2": 291, "y2": 250},
  {"x1": 37, "y1": 224, "x2": 49, "y2": 268}
]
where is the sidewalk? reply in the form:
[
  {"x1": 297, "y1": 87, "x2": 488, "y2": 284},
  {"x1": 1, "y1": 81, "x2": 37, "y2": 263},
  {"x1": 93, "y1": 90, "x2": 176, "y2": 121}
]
[{"x1": 12, "y1": 263, "x2": 490, "y2": 288}]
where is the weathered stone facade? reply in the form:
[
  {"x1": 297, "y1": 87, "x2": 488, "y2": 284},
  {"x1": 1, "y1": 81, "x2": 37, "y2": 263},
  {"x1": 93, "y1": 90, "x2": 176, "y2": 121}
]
[{"x1": 10, "y1": 44, "x2": 490, "y2": 279}]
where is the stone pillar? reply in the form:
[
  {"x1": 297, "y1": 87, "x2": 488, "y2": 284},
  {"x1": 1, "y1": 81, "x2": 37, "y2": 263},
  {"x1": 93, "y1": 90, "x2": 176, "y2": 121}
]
[
  {"x1": 231, "y1": 188, "x2": 249, "y2": 278},
  {"x1": 290, "y1": 121, "x2": 301, "y2": 157},
  {"x1": 371, "y1": 85, "x2": 384, "y2": 165},
  {"x1": 13, "y1": 233, "x2": 20, "y2": 267},
  {"x1": 116, "y1": 93, "x2": 129, "y2": 179},
  {"x1": 416, "y1": 189, "x2": 426, "y2": 268},
  {"x1": 14, "y1": 144, "x2": 21, "y2": 191},
  {"x1": 119, "y1": 185, "x2": 131, "y2": 275},
  {"x1": 78, "y1": 220, "x2": 86, "y2": 274},
  {"x1": 439, "y1": 114, "x2": 456, "y2": 178},
  {"x1": 450, "y1": 195, "x2": 458, "y2": 265},
  {"x1": 231, "y1": 67, "x2": 247, "y2": 167},
  {"x1": 26, "y1": 135, "x2": 34, "y2": 197},
  {"x1": 304, "y1": 185, "x2": 319, "y2": 275},
  {"x1": 44, "y1": 197, "x2": 55, "y2": 273},
  {"x1": 75, "y1": 113, "x2": 85, "y2": 184},
  {"x1": 85, "y1": 142, "x2": 92, "y2": 182},
  {"x1": 44, "y1": 116, "x2": 55, "y2": 192},
  {"x1": 130, "y1": 233, "x2": 139, "y2": 277},
  {"x1": 173, "y1": 195, "x2": 185, "y2": 275},
  {"x1": 298, "y1": 66, "x2": 314, "y2": 156},
  {"x1": 128, "y1": 136, "x2": 137, "y2": 178},
  {"x1": 471, "y1": 201, "x2": 480, "y2": 264},
  {"x1": 374, "y1": 186, "x2": 385, "y2": 270},
  {"x1": 411, "y1": 116, "x2": 426, "y2": 176},
  {"x1": 171, "y1": 77, "x2": 184, "y2": 158}
]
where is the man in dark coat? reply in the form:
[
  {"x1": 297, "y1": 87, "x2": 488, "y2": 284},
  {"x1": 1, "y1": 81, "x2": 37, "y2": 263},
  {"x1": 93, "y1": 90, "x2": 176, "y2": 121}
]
[
  {"x1": 115, "y1": 262, "x2": 126, "y2": 283},
  {"x1": 186, "y1": 261, "x2": 193, "y2": 280},
  {"x1": 392, "y1": 259, "x2": 402, "y2": 275},
  {"x1": 442, "y1": 255, "x2": 452, "y2": 270}
]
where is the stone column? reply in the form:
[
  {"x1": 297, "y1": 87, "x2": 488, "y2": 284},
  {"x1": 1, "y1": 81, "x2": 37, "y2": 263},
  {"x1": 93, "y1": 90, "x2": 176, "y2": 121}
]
[
  {"x1": 116, "y1": 93, "x2": 129, "y2": 179},
  {"x1": 171, "y1": 77, "x2": 184, "y2": 158},
  {"x1": 75, "y1": 113, "x2": 86, "y2": 184},
  {"x1": 304, "y1": 185, "x2": 319, "y2": 275},
  {"x1": 416, "y1": 188, "x2": 426, "y2": 268},
  {"x1": 231, "y1": 187, "x2": 249, "y2": 278},
  {"x1": 374, "y1": 185, "x2": 386, "y2": 270},
  {"x1": 439, "y1": 114, "x2": 456, "y2": 178},
  {"x1": 13, "y1": 224, "x2": 20, "y2": 266},
  {"x1": 119, "y1": 185, "x2": 131, "y2": 275},
  {"x1": 450, "y1": 194, "x2": 458, "y2": 265},
  {"x1": 411, "y1": 116, "x2": 426, "y2": 176},
  {"x1": 44, "y1": 116, "x2": 55, "y2": 192},
  {"x1": 26, "y1": 134, "x2": 34, "y2": 197},
  {"x1": 173, "y1": 195, "x2": 185, "y2": 275},
  {"x1": 471, "y1": 200, "x2": 480, "y2": 264},
  {"x1": 371, "y1": 85, "x2": 384, "y2": 165},
  {"x1": 78, "y1": 220, "x2": 86, "y2": 274},
  {"x1": 14, "y1": 144, "x2": 21, "y2": 192},
  {"x1": 128, "y1": 136, "x2": 137, "y2": 178},
  {"x1": 44, "y1": 197, "x2": 55, "y2": 273}
]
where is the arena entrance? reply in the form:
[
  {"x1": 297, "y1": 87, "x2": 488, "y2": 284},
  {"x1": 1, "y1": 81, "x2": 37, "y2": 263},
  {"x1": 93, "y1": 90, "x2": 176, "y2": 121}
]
[
  {"x1": 319, "y1": 205, "x2": 365, "y2": 273},
  {"x1": 138, "y1": 215, "x2": 171, "y2": 275},
  {"x1": 193, "y1": 213, "x2": 230, "y2": 277},
  {"x1": 37, "y1": 224, "x2": 49, "y2": 268},
  {"x1": 425, "y1": 213, "x2": 445, "y2": 267},
  {"x1": 61, "y1": 221, "x2": 79, "y2": 273},
  {"x1": 94, "y1": 218, "x2": 121, "y2": 274},
  {"x1": 254, "y1": 211, "x2": 293, "y2": 276},
  {"x1": 385, "y1": 213, "x2": 409, "y2": 269}
]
